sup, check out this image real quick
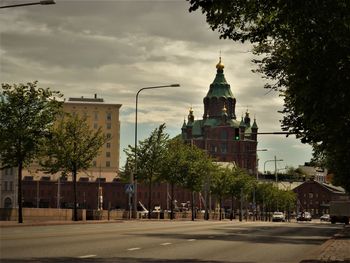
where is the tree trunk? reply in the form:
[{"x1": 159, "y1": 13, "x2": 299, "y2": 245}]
[
  {"x1": 230, "y1": 195, "x2": 234, "y2": 221},
  {"x1": 17, "y1": 159, "x2": 23, "y2": 223},
  {"x1": 148, "y1": 181, "x2": 152, "y2": 219},
  {"x1": 219, "y1": 196, "x2": 222, "y2": 221},
  {"x1": 73, "y1": 169, "x2": 78, "y2": 221},
  {"x1": 170, "y1": 183, "x2": 174, "y2": 220},
  {"x1": 191, "y1": 191, "x2": 195, "y2": 221}
]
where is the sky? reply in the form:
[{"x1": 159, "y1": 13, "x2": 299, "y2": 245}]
[{"x1": 0, "y1": 0, "x2": 313, "y2": 173}]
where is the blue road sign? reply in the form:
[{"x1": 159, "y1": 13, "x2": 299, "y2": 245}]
[{"x1": 125, "y1": 184, "x2": 134, "y2": 194}]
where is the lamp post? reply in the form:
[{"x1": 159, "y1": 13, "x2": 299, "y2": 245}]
[
  {"x1": 255, "y1": 149, "x2": 268, "y2": 180},
  {"x1": 264, "y1": 156, "x2": 283, "y2": 183},
  {"x1": 134, "y1": 84, "x2": 180, "y2": 218},
  {"x1": 0, "y1": 0, "x2": 55, "y2": 8}
]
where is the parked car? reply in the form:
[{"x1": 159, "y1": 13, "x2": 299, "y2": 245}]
[
  {"x1": 297, "y1": 212, "x2": 312, "y2": 221},
  {"x1": 320, "y1": 214, "x2": 330, "y2": 222},
  {"x1": 272, "y1": 211, "x2": 286, "y2": 222}
]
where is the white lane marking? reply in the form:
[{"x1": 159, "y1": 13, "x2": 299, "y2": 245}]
[
  {"x1": 160, "y1": 242, "x2": 172, "y2": 246},
  {"x1": 127, "y1": 247, "x2": 141, "y2": 251},
  {"x1": 187, "y1": 239, "x2": 196, "y2": 242},
  {"x1": 77, "y1": 255, "x2": 96, "y2": 258}
]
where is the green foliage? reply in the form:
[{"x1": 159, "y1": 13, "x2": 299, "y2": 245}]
[
  {"x1": 123, "y1": 124, "x2": 169, "y2": 218},
  {"x1": 0, "y1": 81, "x2": 62, "y2": 168},
  {"x1": 228, "y1": 167, "x2": 255, "y2": 199},
  {"x1": 160, "y1": 137, "x2": 188, "y2": 186},
  {"x1": 41, "y1": 113, "x2": 107, "y2": 174},
  {"x1": 188, "y1": 0, "x2": 350, "y2": 191},
  {"x1": 0, "y1": 81, "x2": 62, "y2": 223},
  {"x1": 41, "y1": 114, "x2": 107, "y2": 221}
]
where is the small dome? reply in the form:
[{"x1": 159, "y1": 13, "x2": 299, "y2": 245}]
[{"x1": 216, "y1": 57, "x2": 224, "y2": 71}]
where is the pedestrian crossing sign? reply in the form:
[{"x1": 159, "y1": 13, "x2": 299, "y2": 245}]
[{"x1": 125, "y1": 184, "x2": 134, "y2": 194}]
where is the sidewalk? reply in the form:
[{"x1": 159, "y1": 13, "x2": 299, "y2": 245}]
[
  {"x1": 301, "y1": 225, "x2": 350, "y2": 263},
  {"x1": 0, "y1": 219, "x2": 124, "y2": 227}
]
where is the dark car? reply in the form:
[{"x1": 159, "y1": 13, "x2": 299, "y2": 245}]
[{"x1": 297, "y1": 212, "x2": 312, "y2": 221}]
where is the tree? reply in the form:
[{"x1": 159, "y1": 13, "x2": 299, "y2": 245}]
[
  {"x1": 160, "y1": 137, "x2": 188, "y2": 220},
  {"x1": 124, "y1": 124, "x2": 169, "y2": 219},
  {"x1": 0, "y1": 81, "x2": 62, "y2": 223},
  {"x1": 187, "y1": 1, "x2": 350, "y2": 191},
  {"x1": 41, "y1": 114, "x2": 107, "y2": 221},
  {"x1": 181, "y1": 144, "x2": 213, "y2": 221},
  {"x1": 210, "y1": 165, "x2": 231, "y2": 220},
  {"x1": 229, "y1": 168, "x2": 256, "y2": 221}
]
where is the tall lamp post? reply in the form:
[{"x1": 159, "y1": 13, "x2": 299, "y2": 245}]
[
  {"x1": 0, "y1": 0, "x2": 55, "y2": 8},
  {"x1": 255, "y1": 149, "x2": 268, "y2": 180},
  {"x1": 134, "y1": 84, "x2": 180, "y2": 218}
]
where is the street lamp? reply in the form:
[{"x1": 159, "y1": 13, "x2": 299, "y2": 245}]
[
  {"x1": 255, "y1": 149, "x2": 267, "y2": 180},
  {"x1": 0, "y1": 0, "x2": 55, "y2": 8},
  {"x1": 263, "y1": 156, "x2": 283, "y2": 183},
  {"x1": 134, "y1": 84, "x2": 180, "y2": 218}
]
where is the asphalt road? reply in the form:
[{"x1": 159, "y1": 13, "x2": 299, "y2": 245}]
[{"x1": 0, "y1": 220, "x2": 342, "y2": 263}]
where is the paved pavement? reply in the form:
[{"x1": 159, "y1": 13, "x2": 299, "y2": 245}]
[
  {"x1": 301, "y1": 225, "x2": 350, "y2": 263},
  {"x1": 1, "y1": 220, "x2": 349, "y2": 262}
]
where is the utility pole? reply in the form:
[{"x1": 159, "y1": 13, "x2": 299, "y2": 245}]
[{"x1": 274, "y1": 155, "x2": 278, "y2": 183}]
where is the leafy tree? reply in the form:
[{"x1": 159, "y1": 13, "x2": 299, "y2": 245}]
[
  {"x1": 187, "y1": 1, "x2": 350, "y2": 191},
  {"x1": 0, "y1": 81, "x2": 62, "y2": 223},
  {"x1": 181, "y1": 144, "x2": 213, "y2": 221},
  {"x1": 160, "y1": 137, "x2": 188, "y2": 219},
  {"x1": 210, "y1": 165, "x2": 231, "y2": 220},
  {"x1": 41, "y1": 114, "x2": 107, "y2": 221},
  {"x1": 124, "y1": 124, "x2": 169, "y2": 219},
  {"x1": 227, "y1": 168, "x2": 255, "y2": 221}
]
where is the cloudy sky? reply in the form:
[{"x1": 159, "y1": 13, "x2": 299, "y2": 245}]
[{"x1": 0, "y1": 0, "x2": 312, "y2": 172}]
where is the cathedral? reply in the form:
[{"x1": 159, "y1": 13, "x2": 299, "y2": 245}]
[{"x1": 181, "y1": 58, "x2": 259, "y2": 174}]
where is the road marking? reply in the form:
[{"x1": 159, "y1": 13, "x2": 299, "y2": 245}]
[
  {"x1": 127, "y1": 247, "x2": 141, "y2": 251},
  {"x1": 77, "y1": 255, "x2": 96, "y2": 258},
  {"x1": 160, "y1": 242, "x2": 172, "y2": 246},
  {"x1": 187, "y1": 239, "x2": 196, "y2": 242}
]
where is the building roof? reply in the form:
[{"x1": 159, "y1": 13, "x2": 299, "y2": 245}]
[
  {"x1": 205, "y1": 58, "x2": 234, "y2": 99},
  {"x1": 293, "y1": 180, "x2": 347, "y2": 194}
]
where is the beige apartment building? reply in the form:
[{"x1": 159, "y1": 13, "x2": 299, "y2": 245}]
[
  {"x1": 22, "y1": 95, "x2": 122, "y2": 183},
  {"x1": 63, "y1": 95, "x2": 122, "y2": 181}
]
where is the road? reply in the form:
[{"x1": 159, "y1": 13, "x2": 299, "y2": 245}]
[{"x1": 0, "y1": 220, "x2": 341, "y2": 263}]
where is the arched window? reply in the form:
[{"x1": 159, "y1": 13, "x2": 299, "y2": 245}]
[{"x1": 4, "y1": 197, "x2": 12, "y2": 208}]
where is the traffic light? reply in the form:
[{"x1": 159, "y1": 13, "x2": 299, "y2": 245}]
[{"x1": 234, "y1": 128, "x2": 240, "y2": 140}]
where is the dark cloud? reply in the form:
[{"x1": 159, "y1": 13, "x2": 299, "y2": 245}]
[{"x1": 0, "y1": 0, "x2": 312, "y2": 168}]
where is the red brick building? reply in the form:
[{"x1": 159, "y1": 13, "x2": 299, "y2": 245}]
[
  {"x1": 293, "y1": 179, "x2": 349, "y2": 217},
  {"x1": 181, "y1": 58, "x2": 258, "y2": 174},
  {"x1": 21, "y1": 177, "x2": 197, "y2": 211}
]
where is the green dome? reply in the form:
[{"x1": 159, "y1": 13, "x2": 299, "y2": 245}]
[{"x1": 205, "y1": 59, "x2": 234, "y2": 99}]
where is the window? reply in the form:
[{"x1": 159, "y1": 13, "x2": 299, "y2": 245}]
[
  {"x1": 93, "y1": 161, "x2": 97, "y2": 167},
  {"x1": 106, "y1": 161, "x2": 110, "y2": 167},
  {"x1": 94, "y1": 123, "x2": 98, "y2": 129},
  {"x1": 221, "y1": 130, "x2": 228, "y2": 140},
  {"x1": 106, "y1": 112, "x2": 112, "y2": 121},
  {"x1": 9, "y1": 181, "x2": 13, "y2": 191},
  {"x1": 221, "y1": 143, "x2": 227, "y2": 153},
  {"x1": 106, "y1": 152, "x2": 111, "y2": 158},
  {"x1": 4, "y1": 181, "x2": 8, "y2": 191},
  {"x1": 106, "y1": 123, "x2": 111, "y2": 129},
  {"x1": 106, "y1": 143, "x2": 111, "y2": 148},
  {"x1": 106, "y1": 133, "x2": 111, "y2": 139},
  {"x1": 309, "y1": 193, "x2": 313, "y2": 199},
  {"x1": 94, "y1": 112, "x2": 98, "y2": 121}
]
